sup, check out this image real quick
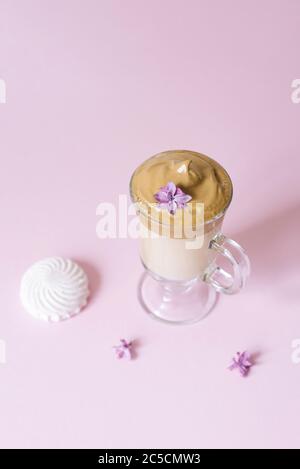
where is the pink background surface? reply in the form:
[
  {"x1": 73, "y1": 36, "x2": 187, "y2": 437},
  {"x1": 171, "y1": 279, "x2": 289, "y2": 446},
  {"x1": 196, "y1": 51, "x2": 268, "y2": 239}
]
[{"x1": 0, "y1": 0, "x2": 300, "y2": 449}]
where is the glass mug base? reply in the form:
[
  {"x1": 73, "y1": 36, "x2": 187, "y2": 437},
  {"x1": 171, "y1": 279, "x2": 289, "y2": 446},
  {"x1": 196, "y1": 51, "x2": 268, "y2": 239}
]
[{"x1": 138, "y1": 270, "x2": 218, "y2": 325}]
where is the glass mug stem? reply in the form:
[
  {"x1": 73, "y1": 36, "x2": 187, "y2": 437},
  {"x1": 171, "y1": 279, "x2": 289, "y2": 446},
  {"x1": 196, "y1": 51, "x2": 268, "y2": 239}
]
[{"x1": 204, "y1": 234, "x2": 250, "y2": 294}]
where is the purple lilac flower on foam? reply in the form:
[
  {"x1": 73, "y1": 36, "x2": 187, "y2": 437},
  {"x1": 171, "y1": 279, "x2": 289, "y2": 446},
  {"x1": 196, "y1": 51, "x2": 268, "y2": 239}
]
[
  {"x1": 154, "y1": 181, "x2": 192, "y2": 215},
  {"x1": 113, "y1": 339, "x2": 133, "y2": 360},
  {"x1": 228, "y1": 351, "x2": 252, "y2": 377}
]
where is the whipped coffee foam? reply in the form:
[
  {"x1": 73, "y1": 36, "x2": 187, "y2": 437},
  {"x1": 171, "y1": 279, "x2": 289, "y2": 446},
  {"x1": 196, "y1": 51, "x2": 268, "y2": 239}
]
[
  {"x1": 130, "y1": 150, "x2": 233, "y2": 281},
  {"x1": 130, "y1": 150, "x2": 232, "y2": 223}
]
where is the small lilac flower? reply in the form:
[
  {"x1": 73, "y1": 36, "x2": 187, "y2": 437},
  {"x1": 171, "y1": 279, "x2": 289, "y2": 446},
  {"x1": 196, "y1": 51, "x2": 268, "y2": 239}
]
[
  {"x1": 228, "y1": 351, "x2": 252, "y2": 377},
  {"x1": 113, "y1": 339, "x2": 133, "y2": 360},
  {"x1": 154, "y1": 181, "x2": 192, "y2": 215}
]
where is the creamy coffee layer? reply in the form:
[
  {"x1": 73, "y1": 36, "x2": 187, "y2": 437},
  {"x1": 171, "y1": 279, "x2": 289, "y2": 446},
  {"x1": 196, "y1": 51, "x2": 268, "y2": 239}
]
[
  {"x1": 130, "y1": 150, "x2": 233, "y2": 224},
  {"x1": 130, "y1": 150, "x2": 232, "y2": 281}
]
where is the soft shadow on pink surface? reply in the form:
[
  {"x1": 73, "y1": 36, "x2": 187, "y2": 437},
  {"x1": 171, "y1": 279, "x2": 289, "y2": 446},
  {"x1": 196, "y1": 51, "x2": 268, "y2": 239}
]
[
  {"x1": 232, "y1": 203, "x2": 300, "y2": 282},
  {"x1": 249, "y1": 350, "x2": 264, "y2": 367},
  {"x1": 73, "y1": 259, "x2": 101, "y2": 306},
  {"x1": 130, "y1": 338, "x2": 142, "y2": 361}
]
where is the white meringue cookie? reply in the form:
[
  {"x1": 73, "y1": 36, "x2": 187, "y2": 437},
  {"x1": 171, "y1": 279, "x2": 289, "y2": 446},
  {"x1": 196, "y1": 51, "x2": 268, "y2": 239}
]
[{"x1": 20, "y1": 257, "x2": 89, "y2": 322}]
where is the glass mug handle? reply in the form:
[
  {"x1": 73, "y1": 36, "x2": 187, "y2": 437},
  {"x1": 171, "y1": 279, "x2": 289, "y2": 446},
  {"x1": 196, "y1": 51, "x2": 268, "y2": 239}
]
[{"x1": 204, "y1": 234, "x2": 250, "y2": 294}]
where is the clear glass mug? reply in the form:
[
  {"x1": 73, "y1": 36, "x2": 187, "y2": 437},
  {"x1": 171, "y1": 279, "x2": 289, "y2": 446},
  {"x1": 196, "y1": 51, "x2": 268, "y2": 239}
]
[{"x1": 130, "y1": 172, "x2": 250, "y2": 325}]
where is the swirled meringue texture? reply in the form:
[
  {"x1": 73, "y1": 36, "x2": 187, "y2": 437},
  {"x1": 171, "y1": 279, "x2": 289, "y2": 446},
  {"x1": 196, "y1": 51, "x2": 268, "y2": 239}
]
[{"x1": 20, "y1": 257, "x2": 89, "y2": 322}]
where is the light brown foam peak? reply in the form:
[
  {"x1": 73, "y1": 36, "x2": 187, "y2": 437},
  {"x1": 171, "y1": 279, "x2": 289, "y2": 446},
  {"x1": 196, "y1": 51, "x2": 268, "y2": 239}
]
[{"x1": 130, "y1": 150, "x2": 233, "y2": 223}]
